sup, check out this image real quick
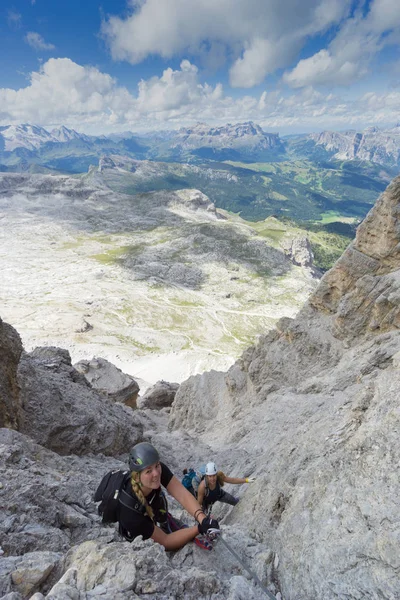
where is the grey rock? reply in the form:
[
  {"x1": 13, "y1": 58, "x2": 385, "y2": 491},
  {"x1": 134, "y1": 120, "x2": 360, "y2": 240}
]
[
  {"x1": 169, "y1": 176, "x2": 400, "y2": 599},
  {"x1": 74, "y1": 319, "x2": 93, "y2": 334},
  {"x1": 15, "y1": 347, "x2": 143, "y2": 455},
  {"x1": 136, "y1": 380, "x2": 179, "y2": 410},
  {"x1": 310, "y1": 126, "x2": 400, "y2": 168},
  {"x1": 0, "y1": 318, "x2": 23, "y2": 430},
  {"x1": 280, "y1": 236, "x2": 314, "y2": 268},
  {"x1": 0, "y1": 428, "x2": 124, "y2": 558},
  {"x1": 0, "y1": 551, "x2": 60, "y2": 598},
  {"x1": 74, "y1": 358, "x2": 140, "y2": 408}
]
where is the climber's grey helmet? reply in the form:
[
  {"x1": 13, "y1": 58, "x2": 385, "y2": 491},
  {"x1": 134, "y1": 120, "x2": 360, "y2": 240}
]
[
  {"x1": 205, "y1": 461, "x2": 217, "y2": 475},
  {"x1": 129, "y1": 442, "x2": 160, "y2": 472}
]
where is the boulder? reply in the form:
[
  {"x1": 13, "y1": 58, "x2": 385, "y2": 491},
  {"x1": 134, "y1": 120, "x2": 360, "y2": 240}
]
[
  {"x1": 281, "y1": 235, "x2": 314, "y2": 267},
  {"x1": 16, "y1": 346, "x2": 143, "y2": 455},
  {"x1": 137, "y1": 380, "x2": 179, "y2": 410},
  {"x1": 74, "y1": 357, "x2": 140, "y2": 408}
]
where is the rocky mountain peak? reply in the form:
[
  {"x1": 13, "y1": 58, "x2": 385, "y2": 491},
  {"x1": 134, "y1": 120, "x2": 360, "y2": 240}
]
[
  {"x1": 309, "y1": 126, "x2": 400, "y2": 166},
  {"x1": 50, "y1": 125, "x2": 88, "y2": 143},
  {"x1": 172, "y1": 120, "x2": 282, "y2": 153},
  {"x1": 0, "y1": 123, "x2": 55, "y2": 152}
]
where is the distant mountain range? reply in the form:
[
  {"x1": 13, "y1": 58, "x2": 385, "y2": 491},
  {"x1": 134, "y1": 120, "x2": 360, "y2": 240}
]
[
  {"x1": 92, "y1": 153, "x2": 387, "y2": 223},
  {"x1": 1, "y1": 121, "x2": 400, "y2": 173}
]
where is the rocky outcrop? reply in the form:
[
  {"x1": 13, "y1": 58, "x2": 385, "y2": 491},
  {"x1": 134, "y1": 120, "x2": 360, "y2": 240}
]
[
  {"x1": 280, "y1": 236, "x2": 321, "y2": 278},
  {"x1": 310, "y1": 126, "x2": 400, "y2": 168},
  {"x1": 136, "y1": 380, "x2": 179, "y2": 410},
  {"x1": 310, "y1": 176, "x2": 400, "y2": 339},
  {"x1": 0, "y1": 424, "x2": 276, "y2": 599},
  {"x1": 0, "y1": 318, "x2": 22, "y2": 429},
  {"x1": 169, "y1": 176, "x2": 400, "y2": 599},
  {"x1": 74, "y1": 357, "x2": 140, "y2": 408},
  {"x1": 16, "y1": 347, "x2": 143, "y2": 455},
  {"x1": 280, "y1": 236, "x2": 314, "y2": 268}
]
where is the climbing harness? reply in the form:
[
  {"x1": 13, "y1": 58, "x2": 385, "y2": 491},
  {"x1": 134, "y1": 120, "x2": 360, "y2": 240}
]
[{"x1": 214, "y1": 533, "x2": 278, "y2": 600}]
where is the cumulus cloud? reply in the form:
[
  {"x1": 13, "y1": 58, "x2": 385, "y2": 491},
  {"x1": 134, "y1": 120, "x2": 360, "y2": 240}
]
[
  {"x1": 0, "y1": 58, "x2": 223, "y2": 130},
  {"x1": 25, "y1": 32, "x2": 55, "y2": 51},
  {"x1": 283, "y1": 49, "x2": 364, "y2": 87},
  {"x1": 1, "y1": 57, "x2": 400, "y2": 134},
  {"x1": 136, "y1": 60, "x2": 222, "y2": 114},
  {"x1": 230, "y1": 37, "x2": 301, "y2": 88},
  {"x1": 102, "y1": 0, "x2": 351, "y2": 88},
  {"x1": 284, "y1": 0, "x2": 400, "y2": 87},
  {"x1": 0, "y1": 59, "x2": 133, "y2": 128}
]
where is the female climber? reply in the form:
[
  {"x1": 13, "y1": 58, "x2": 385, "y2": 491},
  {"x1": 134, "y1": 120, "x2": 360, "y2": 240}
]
[
  {"x1": 117, "y1": 442, "x2": 219, "y2": 551},
  {"x1": 197, "y1": 461, "x2": 255, "y2": 513}
]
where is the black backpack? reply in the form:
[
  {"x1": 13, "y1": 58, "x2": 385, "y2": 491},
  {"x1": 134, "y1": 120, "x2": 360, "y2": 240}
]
[{"x1": 94, "y1": 469, "x2": 130, "y2": 523}]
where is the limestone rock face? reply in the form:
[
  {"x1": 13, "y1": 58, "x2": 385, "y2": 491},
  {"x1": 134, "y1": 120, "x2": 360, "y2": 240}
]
[
  {"x1": 0, "y1": 551, "x2": 61, "y2": 598},
  {"x1": 281, "y1": 236, "x2": 314, "y2": 268},
  {"x1": 137, "y1": 380, "x2": 179, "y2": 410},
  {"x1": 0, "y1": 427, "x2": 121, "y2": 559},
  {"x1": 16, "y1": 347, "x2": 143, "y2": 455},
  {"x1": 0, "y1": 318, "x2": 22, "y2": 429},
  {"x1": 74, "y1": 357, "x2": 140, "y2": 408},
  {"x1": 310, "y1": 177, "x2": 400, "y2": 339},
  {"x1": 0, "y1": 426, "x2": 277, "y2": 599},
  {"x1": 169, "y1": 176, "x2": 400, "y2": 599}
]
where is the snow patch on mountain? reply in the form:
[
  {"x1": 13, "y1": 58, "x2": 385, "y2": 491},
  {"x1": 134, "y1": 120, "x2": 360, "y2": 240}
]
[{"x1": 0, "y1": 123, "x2": 89, "y2": 152}]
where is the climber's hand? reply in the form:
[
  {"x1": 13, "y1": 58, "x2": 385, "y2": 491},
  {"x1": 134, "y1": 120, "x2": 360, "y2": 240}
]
[{"x1": 198, "y1": 517, "x2": 220, "y2": 535}]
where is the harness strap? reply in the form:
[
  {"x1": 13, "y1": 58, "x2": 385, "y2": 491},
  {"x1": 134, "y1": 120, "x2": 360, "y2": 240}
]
[{"x1": 119, "y1": 487, "x2": 147, "y2": 516}]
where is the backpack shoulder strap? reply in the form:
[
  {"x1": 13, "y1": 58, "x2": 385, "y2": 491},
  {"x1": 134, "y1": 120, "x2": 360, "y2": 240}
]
[{"x1": 118, "y1": 480, "x2": 147, "y2": 517}]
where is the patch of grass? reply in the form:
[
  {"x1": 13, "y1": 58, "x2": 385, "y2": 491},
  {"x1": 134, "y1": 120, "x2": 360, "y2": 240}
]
[
  {"x1": 255, "y1": 228, "x2": 286, "y2": 243},
  {"x1": 90, "y1": 246, "x2": 131, "y2": 264},
  {"x1": 117, "y1": 334, "x2": 161, "y2": 353},
  {"x1": 169, "y1": 298, "x2": 203, "y2": 308},
  {"x1": 317, "y1": 211, "x2": 358, "y2": 224}
]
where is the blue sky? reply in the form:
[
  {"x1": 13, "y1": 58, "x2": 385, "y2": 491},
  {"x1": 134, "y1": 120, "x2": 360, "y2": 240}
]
[{"x1": 1, "y1": 0, "x2": 400, "y2": 134}]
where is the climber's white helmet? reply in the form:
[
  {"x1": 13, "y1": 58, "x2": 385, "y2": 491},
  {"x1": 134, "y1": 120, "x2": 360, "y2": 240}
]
[{"x1": 205, "y1": 461, "x2": 217, "y2": 475}]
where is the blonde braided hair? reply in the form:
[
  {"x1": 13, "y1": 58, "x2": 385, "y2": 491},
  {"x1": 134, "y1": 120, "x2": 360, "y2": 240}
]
[{"x1": 130, "y1": 472, "x2": 154, "y2": 520}]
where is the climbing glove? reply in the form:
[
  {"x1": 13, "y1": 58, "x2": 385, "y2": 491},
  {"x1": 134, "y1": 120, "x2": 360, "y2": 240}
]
[
  {"x1": 198, "y1": 516, "x2": 220, "y2": 535},
  {"x1": 246, "y1": 477, "x2": 256, "y2": 483}
]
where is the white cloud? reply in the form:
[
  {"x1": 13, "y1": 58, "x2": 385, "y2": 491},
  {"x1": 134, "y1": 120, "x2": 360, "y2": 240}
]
[
  {"x1": 7, "y1": 10, "x2": 22, "y2": 30},
  {"x1": 1, "y1": 57, "x2": 400, "y2": 134},
  {"x1": 230, "y1": 37, "x2": 301, "y2": 88},
  {"x1": 25, "y1": 32, "x2": 55, "y2": 51},
  {"x1": 136, "y1": 60, "x2": 222, "y2": 114},
  {"x1": 0, "y1": 58, "x2": 223, "y2": 131},
  {"x1": 283, "y1": 49, "x2": 364, "y2": 87},
  {"x1": 102, "y1": 0, "x2": 351, "y2": 88},
  {"x1": 284, "y1": 0, "x2": 400, "y2": 88},
  {"x1": 0, "y1": 59, "x2": 134, "y2": 128}
]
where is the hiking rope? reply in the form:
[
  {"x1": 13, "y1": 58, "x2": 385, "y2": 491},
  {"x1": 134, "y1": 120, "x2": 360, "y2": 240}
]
[{"x1": 218, "y1": 535, "x2": 278, "y2": 600}]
